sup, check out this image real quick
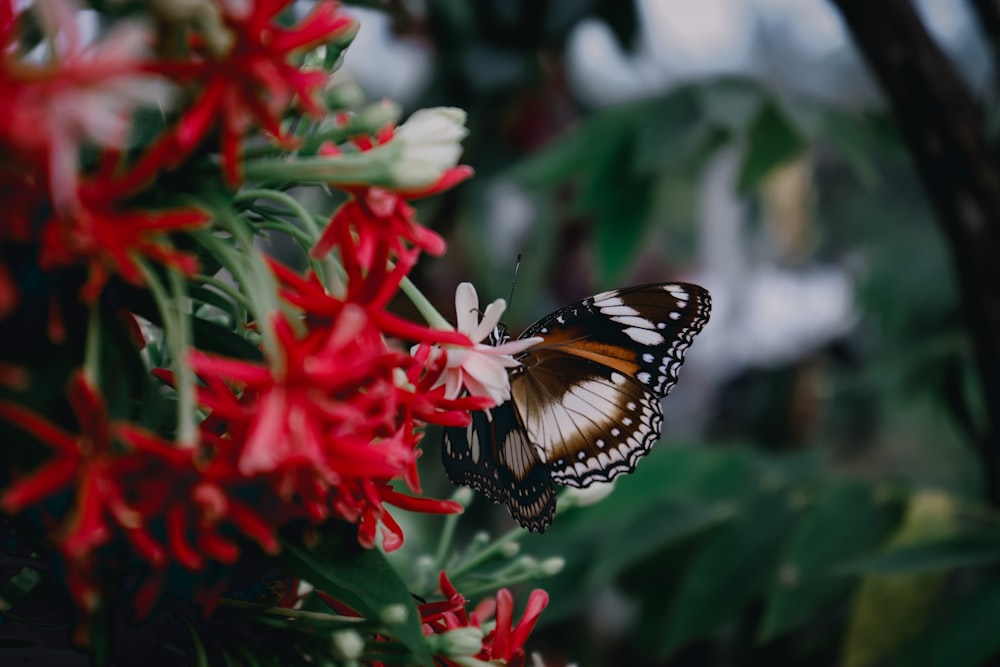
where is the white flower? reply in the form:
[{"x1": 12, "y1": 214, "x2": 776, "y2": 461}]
[
  {"x1": 441, "y1": 282, "x2": 541, "y2": 409},
  {"x1": 389, "y1": 107, "x2": 468, "y2": 188}
]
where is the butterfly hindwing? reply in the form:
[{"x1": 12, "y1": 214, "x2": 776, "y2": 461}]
[
  {"x1": 510, "y1": 283, "x2": 711, "y2": 488},
  {"x1": 442, "y1": 401, "x2": 556, "y2": 532}
]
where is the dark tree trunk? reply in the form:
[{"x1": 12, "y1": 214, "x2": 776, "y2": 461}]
[{"x1": 831, "y1": 0, "x2": 1000, "y2": 503}]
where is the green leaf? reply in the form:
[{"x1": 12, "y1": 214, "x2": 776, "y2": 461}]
[
  {"x1": 589, "y1": 173, "x2": 654, "y2": 283},
  {"x1": 897, "y1": 582, "x2": 1000, "y2": 667},
  {"x1": 632, "y1": 89, "x2": 704, "y2": 173},
  {"x1": 841, "y1": 490, "x2": 958, "y2": 667},
  {"x1": 659, "y1": 490, "x2": 797, "y2": 656},
  {"x1": 274, "y1": 527, "x2": 432, "y2": 666},
  {"x1": 758, "y1": 481, "x2": 899, "y2": 641},
  {"x1": 737, "y1": 101, "x2": 806, "y2": 191},
  {"x1": 586, "y1": 500, "x2": 733, "y2": 589},
  {"x1": 837, "y1": 533, "x2": 1000, "y2": 575},
  {"x1": 696, "y1": 78, "x2": 766, "y2": 133}
]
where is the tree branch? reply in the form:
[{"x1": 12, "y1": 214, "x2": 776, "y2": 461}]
[{"x1": 831, "y1": 0, "x2": 1000, "y2": 502}]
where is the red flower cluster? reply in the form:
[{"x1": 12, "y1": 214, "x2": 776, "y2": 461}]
[
  {"x1": 0, "y1": 0, "x2": 505, "y2": 619},
  {"x1": 320, "y1": 571, "x2": 549, "y2": 667}
]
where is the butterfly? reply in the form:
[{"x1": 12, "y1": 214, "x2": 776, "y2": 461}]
[{"x1": 442, "y1": 282, "x2": 711, "y2": 532}]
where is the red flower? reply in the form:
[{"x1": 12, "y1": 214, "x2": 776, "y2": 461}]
[
  {"x1": 136, "y1": 0, "x2": 357, "y2": 187},
  {"x1": 37, "y1": 196, "x2": 209, "y2": 302},
  {"x1": 352, "y1": 571, "x2": 549, "y2": 667},
  {"x1": 311, "y1": 167, "x2": 473, "y2": 265},
  {"x1": 0, "y1": 373, "x2": 168, "y2": 605},
  {"x1": 185, "y1": 304, "x2": 468, "y2": 551}
]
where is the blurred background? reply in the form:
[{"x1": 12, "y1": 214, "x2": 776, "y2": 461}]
[{"x1": 334, "y1": 1, "x2": 1000, "y2": 665}]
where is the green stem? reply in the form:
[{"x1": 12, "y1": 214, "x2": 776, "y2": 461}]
[
  {"x1": 82, "y1": 303, "x2": 101, "y2": 386},
  {"x1": 447, "y1": 526, "x2": 524, "y2": 582},
  {"x1": 236, "y1": 188, "x2": 344, "y2": 296},
  {"x1": 136, "y1": 260, "x2": 197, "y2": 446},
  {"x1": 218, "y1": 599, "x2": 364, "y2": 624},
  {"x1": 189, "y1": 273, "x2": 256, "y2": 313},
  {"x1": 166, "y1": 268, "x2": 197, "y2": 445},
  {"x1": 400, "y1": 275, "x2": 452, "y2": 330},
  {"x1": 459, "y1": 570, "x2": 548, "y2": 598}
]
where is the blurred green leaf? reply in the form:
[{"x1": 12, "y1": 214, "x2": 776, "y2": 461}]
[
  {"x1": 274, "y1": 528, "x2": 431, "y2": 666},
  {"x1": 896, "y1": 581, "x2": 1000, "y2": 667},
  {"x1": 632, "y1": 90, "x2": 704, "y2": 173},
  {"x1": 737, "y1": 102, "x2": 806, "y2": 191},
  {"x1": 696, "y1": 78, "x2": 766, "y2": 132},
  {"x1": 837, "y1": 532, "x2": 1000, "y2": 574},
  {"x1": 659, "y1": 490, "x2": 797, "y2": 656},
  {"x1": 841, "y1": 491, "x2": 957, "y2": 667},
  {"x1": 586, "y1": 500, "x2": 733, "y2": 590},
  {"x1": 759, "y1": 481, "x2": 899, "y2": 641}
]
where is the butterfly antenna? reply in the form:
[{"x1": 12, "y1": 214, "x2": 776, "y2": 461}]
[{"x1": 503, "y1": 254, "x2": 521, "y2": 323}]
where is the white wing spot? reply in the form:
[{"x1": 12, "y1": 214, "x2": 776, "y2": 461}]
[
  {"x1": 601, "y1": 305, "x2": 640, "y2": 317},
  {"x1": 626, "y1": 401, "x2": 636, "y2": 410},
  {"x1": 611, "y1": 427, "x2": 620, "y2": 436},
  {"x1": 593, "y1": 294, "x2": 623, "y2": 308},
  {"x1": 596, "y1": 438, "x2": 605, "y2": 448},
  {"x1": 623, "y1": 327, "x2": 665, "y2": 346},
  {"x1": 610, "y1": 372, "x2": 626, "y2": 385},
  {"x1": 623, "y1": 417, "x2": 632, "y2": 426},
  {"x1": 642, "y1": 352, "x2": 654, "y2": 363},
  {"x1": 637, "y1": 372, "x2": 652, "y2": 384},
  {"x1": 669, "y1": 312, "x2": 681, "y2": 320},
  {"x1": 612, "y1": 315, "x2": 655, "y2": 329}
]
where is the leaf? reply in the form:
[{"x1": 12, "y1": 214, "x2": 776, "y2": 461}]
[
  {"x1": 737, "y1": 101, "x2": 806, "y2": 192},
  {"x1": 589, "y1": 172, "x2": 654, "y2": 283},
  {"x1": 696, "y1": 78, "x2": 766, "y2": 133},
  {"x1": 659, "y1": 490, "x2": 797, "y2": 656},
  {"x1": 758, "y1": 481, "x2": 899, "y2": 642},
  {"x1": 896, "y1": 582, "x2": 1000, "y2": 667},
  {"x1": 632, "y1": 89, "x2": 704, "y2": 173},
  {"x1": 837, "y1": 533, "x2": 1000, "y2": 575},
  {"x1": 841, "y1": 490, "x2": 958, "y2": 667},
  {"x1": 586, "y1": 499, "x2": 734, "y2": 590},
  {"x1": 274, "y1": 527, "x2": 432, "y2": 667}
]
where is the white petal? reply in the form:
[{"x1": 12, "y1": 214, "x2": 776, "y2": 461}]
[
  {"x1": 493, "y1": 336, "x2": 543, "y2": 357},
  {"x1": 454, "y1": 282, "x2": 479, "y2": 336},
  {"x1": 472, "y1": 298, "x2": 506, "y2": 342}
]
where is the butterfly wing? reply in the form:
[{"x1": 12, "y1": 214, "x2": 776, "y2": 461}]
[
  {"x1": 509, "y1": 283, "x2": 711, "y2": 488},
  {"x1": 442, "y1": 400, "x2": 556, "y2": 532}
]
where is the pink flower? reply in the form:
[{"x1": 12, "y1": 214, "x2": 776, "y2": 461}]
[{"x1": 438, "y1": 282, "x2": 541, "y2": 409}]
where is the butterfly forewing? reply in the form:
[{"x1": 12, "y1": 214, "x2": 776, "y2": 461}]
[
  {"x1": 511, "y1": 283, "x2": 711, "y2": 487},
  {"x1": 442, "y1": 401, "x2": 556, "y2": 532}
]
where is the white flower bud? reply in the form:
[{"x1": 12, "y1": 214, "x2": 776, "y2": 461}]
[
  {"x1": 426, "y1": 627, "x2": 485, "y2": 657},
  {"x1": 388, "y1": 107, "x2": 468, "y2": 188},
  {"x1": 329, "y1": 629, "x2": 365, "y2": 660}
]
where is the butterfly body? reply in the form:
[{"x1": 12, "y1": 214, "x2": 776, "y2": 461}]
[{"x1": 443, "y1": 283, "x2": 711, "y2": 531}]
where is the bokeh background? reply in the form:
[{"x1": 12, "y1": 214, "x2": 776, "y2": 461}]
[{"x1": 334, "y1": 1, "x2": 999, "y2": 665}]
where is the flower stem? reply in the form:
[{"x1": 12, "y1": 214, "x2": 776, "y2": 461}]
[
  {"x1": 136, "y1": 260, "x2": 198, "y2": 447},
  {"x1": 83, "y1": 303, "x2": 101, "y2": 386},
  {"x1": 447, "y1": 526, "x2": 523, "y2": 582},
  {"x1": 400, "y1": 275, "x2": 452, "y2": 330}
]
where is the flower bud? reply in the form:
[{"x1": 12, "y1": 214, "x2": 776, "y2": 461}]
[
  {"x1": 388, "y1": 107, "x2": 468, "y2": 188},
  {"x1": 330, "y1": 629, "x2": 365, "y2": 660},
  {"x1": 426, "y1": 627, "x2": 485, "y2": 657},
  {"x1": 380, "y1": 603, "x2": 409, "y2": 625}
]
